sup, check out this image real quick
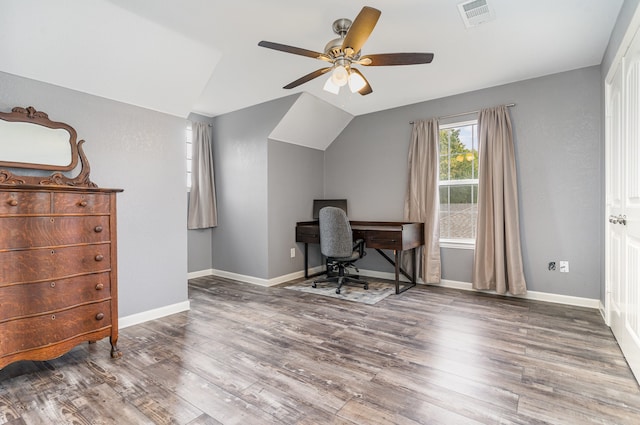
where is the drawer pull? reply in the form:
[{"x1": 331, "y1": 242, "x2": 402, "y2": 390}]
[
  {"x1": 51, "y1": 314, "x2": 56, "y2": 320},
  {"x1": 94, "y1": 225, "x2": 103, "y2": 233},
  {"x1": 95, "y1": 313, "x2": 105, "y2": 321},
  {"x1": 8, "y1": 199, "x2": 18, "y2": 206},
  {"x1": 95, "y1": 283, "x2": 104, "y2": 290},
  {"x1": 50, "y1": 282, "x2": 56, "y2": 288},
  {"x1": 79, "y1": 200, "x2": 88, "y2": 207},
  {"x1": 95, "y1": 254, "x2": 104, "y2": 262}
]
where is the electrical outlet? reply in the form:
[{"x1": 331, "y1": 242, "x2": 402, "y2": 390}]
[
  {"x1": 559, "y1": 261, "x2": 569, "y2": 273},
  {"x1": 290, "y1": 248, "x2": 296, "y2": 258},
  {"x1": 548, "y1": 261, "x2": 556, "y2": 271}
]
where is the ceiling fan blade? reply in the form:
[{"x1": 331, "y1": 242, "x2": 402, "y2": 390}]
[
  {"x1": 283, "y1": 67, "x2": 333, "y2": 89},
  {"x1": 359, "y1": 53, "x2": 434, "y2": 66},
  {"x1": 350, "y1": 68, "x2": 372, "y2": 96},
  {"x1": 341, "y1": 6, "x2": 381, "y2": 56},
  {"x1": 258, "y1": 41, "x2": 331, "y2": 61}
]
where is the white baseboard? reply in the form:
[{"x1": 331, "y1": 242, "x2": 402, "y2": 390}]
[
  {"x1": 187, "y1": 269, "x2": 215, "y2": 279},
  {"x1": 600, "y1": 300, "x2": 608, "y2": 325},
  {"x1": 187, "y1": 268, "x2": 600, "y2": 309},
  {"x1": 119, "y1": 300, "x2": 191, "y2": 329},
  {"x1": 434, "y1": 279, "x2": 600, "y2": 309},
  {"x1": 190, "y1": 266, "x2": 326, "y2": 287},
  {"x1": 206, "y1": 269, "x2": 273, "y2": 286}
]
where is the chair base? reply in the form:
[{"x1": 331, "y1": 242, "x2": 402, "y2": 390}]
[{"x1": 312, "y1": 274, "x2": 368, "y2": 294}]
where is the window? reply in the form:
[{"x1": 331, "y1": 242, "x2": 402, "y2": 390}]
[
  {"x1": 186, "y1": 123, "x2": 193, "y2": 190},
  {"x1": 439, "y1": 120, "x2": 478, "y2": 246}
]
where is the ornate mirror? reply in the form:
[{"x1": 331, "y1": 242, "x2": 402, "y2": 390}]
[{"x1": 0, "y1": 106, "x2": 95, "y2": 187}]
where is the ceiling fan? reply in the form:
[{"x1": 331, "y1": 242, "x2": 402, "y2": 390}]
[{"x1": 258, "y1": 6, "x2": 434, "y2": 96}]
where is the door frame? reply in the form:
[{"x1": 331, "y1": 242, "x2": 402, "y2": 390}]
[{"x1": 605, "y1": 7, "x2": 640, "y2": 325}]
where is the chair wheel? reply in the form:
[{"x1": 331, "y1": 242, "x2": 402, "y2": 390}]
[
  {"x1": 336, "y1": 289, "x2": 341, "y2": 294},
  {"x1": 312, "y1": 283, "x2": 317, "y2": 288},
  {"x1": 364, "y1": 284, "x2": 368, "y2": 290}
]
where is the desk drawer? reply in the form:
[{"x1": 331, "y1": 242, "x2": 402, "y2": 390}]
[
  {"x1": 365, "y1": 230, "x2": 403, "y2": 250},
  {"x1": 352, "y1": 229, "x2": 366, "y2": 242},
  {"x1": 296, "y1": 226, "x2": 320, "y2": 243}
]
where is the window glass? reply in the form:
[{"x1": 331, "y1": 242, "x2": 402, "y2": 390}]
[
  {"x1": 439, "y1": 121, "x2": 478, "y2": 243},
  {"x1": 186, "y1": 124, "x2": 192, "y2": 190}
]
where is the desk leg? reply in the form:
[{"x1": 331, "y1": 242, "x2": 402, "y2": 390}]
[
  {"x1": 394, "y1": 250, "x2": 400, "y2": 294},
  {"x1": 412, "y1": 248, "x2": 417, "y2": 285},
  {"x1": 394, "y1": 249, "x2": 417, "y2": 294},
  {"x1": 374, "y1": 249, "x2": 417, "y2": 294},
  {"x1": 304, "y1": 243, "x2": 309, "y2": 279}
]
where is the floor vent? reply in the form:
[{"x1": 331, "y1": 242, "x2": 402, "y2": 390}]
[{"x1": 458, "y1": 0, "x2": 495, "y2": 28}]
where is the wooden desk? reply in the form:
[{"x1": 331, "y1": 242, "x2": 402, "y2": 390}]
[{"x1": 295, "y1": 221, "x2": 425, "y2": 294}]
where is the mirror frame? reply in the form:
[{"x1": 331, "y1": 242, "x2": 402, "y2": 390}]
[
  {"x1": 0, "y1": 106, "x2": 95, "y2": 188},
  {"x1": 0, "y1": 106, "x2": 79, "y2": 170}
]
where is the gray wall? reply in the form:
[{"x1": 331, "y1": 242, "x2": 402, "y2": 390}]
[
  {"x1": 325, "y1": 66, "x2": 603, "y2": 299},
  {"x1": 210, "y1": 95, "x2": 298, "y2": 279},
  {"x1": 0, "y1": 71, "x2": 188, "y2": 317},
  {"x1": 187, "y1": 225, "x2": 213, "y2": 273},
  {"x1": 268, "y1": 140, "x2": 324, "y2": 278},
  {"x1": 189, "y1": 97, "x2": 326, "y2": 280}
]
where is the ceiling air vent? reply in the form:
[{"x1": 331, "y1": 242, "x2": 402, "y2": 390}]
[{"x1": 458, "y1": 0, "x2": 495, "y2": 28}]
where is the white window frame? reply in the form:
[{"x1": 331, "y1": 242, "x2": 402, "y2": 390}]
[
  {"x1": 439, "y1": 119, "x2": 478, "y2": 250},
  {"x1": 186, "y1": 123, "x2": 193, "y2": 191}
]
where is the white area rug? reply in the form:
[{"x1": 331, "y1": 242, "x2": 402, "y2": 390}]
[{"x1": 284, "y1": 279, "x2": 395, "y2": 305}]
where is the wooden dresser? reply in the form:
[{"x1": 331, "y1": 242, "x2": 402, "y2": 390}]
[
  {"x1": 0, "y1": 186, "x2": 121, "y2": 369},
  {"x1": 0, "y1": 106, "x2": 122, "y2": 369}
]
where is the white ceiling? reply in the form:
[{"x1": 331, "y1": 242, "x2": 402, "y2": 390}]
[{"x1": 0, "y1": 0, "x2": 624, "y2": 118}]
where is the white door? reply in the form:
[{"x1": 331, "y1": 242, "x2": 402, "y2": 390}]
[{"x1": 607, "y1": 29, "x2": 640, "y2": 380}]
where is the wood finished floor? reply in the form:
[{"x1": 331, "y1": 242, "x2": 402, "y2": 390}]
[{"x1": 1, "y1": 275, "x2": 640, "y2": 424}]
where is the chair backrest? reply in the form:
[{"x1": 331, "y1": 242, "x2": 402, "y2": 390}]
[{"x1": 318, "y1": 206, "x2": 353, "y2": 258}]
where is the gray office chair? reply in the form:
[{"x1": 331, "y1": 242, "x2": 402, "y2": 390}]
[{"x1": 313, "y1": 206, "x2": 368, "y2": 294}]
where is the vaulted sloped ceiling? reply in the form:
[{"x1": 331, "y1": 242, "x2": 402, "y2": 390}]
[
  {"x1": 269, "y1": 93, "x2": 353, "y2": 151},
  {"x1": 0, "y1": 0, "x2": 221, "y2": 117},
  {"x1": 0, "y1": 0, "x2": 624, "y2": 121}
]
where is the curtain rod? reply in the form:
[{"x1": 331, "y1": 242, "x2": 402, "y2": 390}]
[{"x1": 409, "y1": 103, "x2": 515, "y2": 124}]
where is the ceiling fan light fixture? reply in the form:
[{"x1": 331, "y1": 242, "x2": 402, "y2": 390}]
[
  {"x1": 330, "y1": 65, "x2": 349, "y2": 87},
  {"x1": 348, "y1": 71, "x2": 366, "y2": 93},
  {"x1": 323, "y1": 76, "x2": 340, "y2": 94},
  {"x1": 259, "y1": 6, "x2": 434, "y2": 95}
]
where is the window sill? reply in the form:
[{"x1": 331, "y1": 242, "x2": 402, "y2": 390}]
[{"x1": 440, "y1": 239, "x2": 475, "y2": 250}]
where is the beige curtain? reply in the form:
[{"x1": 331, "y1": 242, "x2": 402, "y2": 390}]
[
  {"x1": 404, "y1": 118, "x2": 441, "y2": 283},
  {"x1": 187, "y1": 122, "x2": 218, "y2": 229},
  {"x1": 472, "y1": 106, "x2": 526, "y2": 295}
]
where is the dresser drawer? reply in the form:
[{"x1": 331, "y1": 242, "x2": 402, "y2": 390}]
[
  {"x1": 53, "y1": 192, "x2": 110, "y2": 214},
  {"x1": 0, "y1": 244, "x2": 111, "y2": 284},
  {"x1": 365, "y1": 230, "x2": 403, "y2": 250},
  {"x1": 0, "y1": 216, "x2": 110, "y2": 250},
  {"x1": 0, "y1": 191, "x2": 50, "y2": 215},
  {"x1": 0, "y1": 273, "x2": 111, "y2": 322},
  {"x1": 0, "y1": 300, "x2": 112, "y2": 356}
]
